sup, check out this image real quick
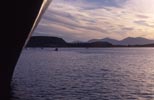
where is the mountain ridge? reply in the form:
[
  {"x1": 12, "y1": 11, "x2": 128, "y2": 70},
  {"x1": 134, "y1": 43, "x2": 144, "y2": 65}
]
[
  {"x1": 88, "y1": 37, "x2": 154, "y2": 45},
  {"x1": 27, "y1": 36, "x2": 154, "y2": 47}
]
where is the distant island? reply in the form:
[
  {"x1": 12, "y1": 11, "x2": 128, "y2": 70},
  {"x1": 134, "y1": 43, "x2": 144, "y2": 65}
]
[{"x1": 26, "y1": 36, "x2": 154, "y2": 48}]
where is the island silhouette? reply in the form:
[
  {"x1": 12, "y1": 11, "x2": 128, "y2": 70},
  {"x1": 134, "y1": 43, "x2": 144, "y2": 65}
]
[{"x1": 26, "y1": 36, "x2": 154, "y2": 48}]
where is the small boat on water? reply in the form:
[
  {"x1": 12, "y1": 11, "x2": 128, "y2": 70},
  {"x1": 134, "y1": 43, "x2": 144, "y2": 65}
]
[{"x1": 54, "y1": 48, "x2": 58, "y2": 51}]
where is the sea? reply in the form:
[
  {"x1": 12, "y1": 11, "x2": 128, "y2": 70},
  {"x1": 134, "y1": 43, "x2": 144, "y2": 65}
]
[{"x1": 11, "y1": 48, "x2": 154, "y2": 100}]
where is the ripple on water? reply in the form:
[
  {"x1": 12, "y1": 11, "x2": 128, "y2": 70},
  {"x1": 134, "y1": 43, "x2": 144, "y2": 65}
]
[{"x1": 12, "y1": 48, "x2": 154, "y2": 100}]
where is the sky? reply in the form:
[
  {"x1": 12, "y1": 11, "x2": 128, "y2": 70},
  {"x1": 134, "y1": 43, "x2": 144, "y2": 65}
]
[{"x1": 33, "y1": 0, "x2": 154, "y2": 42}]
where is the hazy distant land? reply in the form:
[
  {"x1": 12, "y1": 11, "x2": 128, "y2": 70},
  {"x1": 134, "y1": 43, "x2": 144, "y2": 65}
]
[{"x1": 26, "y1": 36, "x2": 154, "y2": 48}]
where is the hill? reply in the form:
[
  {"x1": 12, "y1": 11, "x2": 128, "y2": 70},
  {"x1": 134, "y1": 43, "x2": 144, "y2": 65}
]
[
  {"x1": 26, "y1": 36, "x2": 67, "y2": 47},
  {"x1": 27, "y1": 36, "x2": 113, "y2": 48},
  {"x1": 27, "y1": 36, "x2": 154, "y2": 48},
  {"x1": 88, "y1": 37, "x2": 154, "y2": 45}
]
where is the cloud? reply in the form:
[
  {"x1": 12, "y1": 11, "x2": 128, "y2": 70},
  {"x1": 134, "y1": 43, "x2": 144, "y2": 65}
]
[
  {"x1": 136, "y1": 15, "x2": 149, "y2": 19},
  {"x1": 52, "y1": 0, "x2": 128, "y2": 10},
  {"x1": 88, "y1": 0, "x2": 127, "y2": 7},
  {"x1": 121, "y1": 27, "x2": 134, "y2": 31},
  {"x1": 134, "y1": 20, "x2": 154, "y2": 28},
  {"x1": 33, "y1": 0, "x2": 154, "y2": 41}
]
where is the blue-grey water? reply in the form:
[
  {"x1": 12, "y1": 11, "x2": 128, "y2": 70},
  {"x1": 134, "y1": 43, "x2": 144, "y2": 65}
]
[{"x1": 12, "y1": 48, "x2": 154, "y2": 100}]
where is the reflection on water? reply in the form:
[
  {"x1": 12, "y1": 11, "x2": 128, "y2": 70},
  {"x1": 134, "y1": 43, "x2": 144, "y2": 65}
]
[{"x1": 12, "y1": 48, "x2": 154, "y2": 100}]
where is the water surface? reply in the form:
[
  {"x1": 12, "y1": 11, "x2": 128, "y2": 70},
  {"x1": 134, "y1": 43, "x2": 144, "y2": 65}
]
[{"x1": 12, "y1": 48, "x2": 154, "y2": 100}]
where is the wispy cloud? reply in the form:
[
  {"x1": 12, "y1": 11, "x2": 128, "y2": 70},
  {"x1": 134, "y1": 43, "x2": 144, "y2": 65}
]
[
  {"x1": 136, "y1": 15, "x2": 149, "y2": 19},
  {"x1": 34, "y1": 0, "x2": 154, "y2": 41},
  {"x1": 134, "y1": 20, "x2": 154, "y2": 28}
]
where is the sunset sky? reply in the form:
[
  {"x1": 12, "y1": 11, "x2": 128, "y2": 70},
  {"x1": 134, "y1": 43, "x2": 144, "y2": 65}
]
[{"x1": 34, "y1": 0, "x2": 154, "y2": 42}]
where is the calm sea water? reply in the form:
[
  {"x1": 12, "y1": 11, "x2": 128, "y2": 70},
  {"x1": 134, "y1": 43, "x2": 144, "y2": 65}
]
[{"x1": 11, "y1": 48, "x2": 154, "y2": 100}]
